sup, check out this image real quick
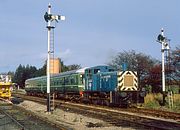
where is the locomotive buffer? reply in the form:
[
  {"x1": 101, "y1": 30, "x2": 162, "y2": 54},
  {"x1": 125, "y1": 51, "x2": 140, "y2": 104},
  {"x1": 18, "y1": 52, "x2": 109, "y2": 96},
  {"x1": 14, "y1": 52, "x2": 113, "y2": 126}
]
[{"x1": 44, "y1": 3, "x2": 65, "y2": 112}]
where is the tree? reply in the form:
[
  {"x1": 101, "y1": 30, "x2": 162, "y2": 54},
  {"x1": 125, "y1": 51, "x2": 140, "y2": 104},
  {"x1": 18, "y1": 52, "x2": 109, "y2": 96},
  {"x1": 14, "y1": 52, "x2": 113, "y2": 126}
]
[
  {"x1": 13, "y1": 64, "x2": 24, "y2": 88},
  {"x1": 108, "y1": 50, "x2": 158, "y2": 89},
  {"x1": 13, "y1": 64, "x2": 38, "y2": 88},
  {"x1": 144, "y1": 65, "x2": 162, "y2": 93},
  {"x1": 66, "y1": 64, "x2": 81, "y2": 70},
  {"x1": 35, "y1": 63, "x2": 46, "y2": 76},
  {"x1": 60, "y1": 60, "x2": 81, "y2": 72},
  {"x1": 170, "y1": 46, "x2": 180, "y2": 93},
  {"x1": 7, "y1": 71, "x2": 15, "y2": 80},
  {"x1": 26, "y1": 65, "x2": 37, "y2": 78},
  {"x1": 12, "y1": 59, "x2": 81, "y2": 88}
]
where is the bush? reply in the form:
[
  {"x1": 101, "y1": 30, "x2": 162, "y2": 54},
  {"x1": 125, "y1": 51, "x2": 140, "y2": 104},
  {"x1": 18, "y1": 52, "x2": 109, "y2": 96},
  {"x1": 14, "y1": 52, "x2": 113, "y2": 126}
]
[
  {"x1": 171, "y1": 94, "x2": 180, "y2": 112},
  {"x1": 144, "y1": 93, "x2": 161, "y2": 108},
  {"x1": 144, "y1": 93, "x2": 180, "y2": 113}
]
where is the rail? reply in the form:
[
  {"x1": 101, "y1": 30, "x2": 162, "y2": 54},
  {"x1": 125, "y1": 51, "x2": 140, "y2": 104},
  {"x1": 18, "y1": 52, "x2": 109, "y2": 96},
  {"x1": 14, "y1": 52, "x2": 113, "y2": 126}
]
[
  {"x1": 0, "y1": 105, "x2": 25, "y2": 130},
  {"x1": 13, "y1": 93, "x2": 180, "y2": 129}
]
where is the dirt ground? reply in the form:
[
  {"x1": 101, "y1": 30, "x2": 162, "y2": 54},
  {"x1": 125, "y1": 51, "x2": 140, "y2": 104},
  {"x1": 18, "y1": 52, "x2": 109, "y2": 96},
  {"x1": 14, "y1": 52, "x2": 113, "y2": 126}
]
[{"x1": 18, "y1": 100, "x2": 136, "y2": 130}]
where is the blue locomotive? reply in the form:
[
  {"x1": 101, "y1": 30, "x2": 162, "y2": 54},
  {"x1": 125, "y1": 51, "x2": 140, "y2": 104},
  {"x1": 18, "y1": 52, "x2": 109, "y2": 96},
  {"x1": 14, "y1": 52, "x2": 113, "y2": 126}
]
[
  {"x1": 83, "y1": 65, "x2": 145, "y2": 106},
  {"x1": 25, "y1": 65, "x2": 145, "y2": 107}
]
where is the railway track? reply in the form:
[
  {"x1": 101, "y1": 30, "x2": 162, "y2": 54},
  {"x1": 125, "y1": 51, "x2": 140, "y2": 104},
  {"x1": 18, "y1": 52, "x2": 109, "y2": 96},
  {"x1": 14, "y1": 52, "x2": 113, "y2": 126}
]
[
  {"x1": 13, "y1": 93, "x2": 180, "y2": 130},
  {"x1": 124, "y1": 107, "x2": 180, "y2": 121},
  {"x1": 0, "y1": 104, "x2": 24, "y2": 130},
  {"x1": 56, "y1": 101, "x2": 180, "y2": 130},
  {"x1": 0, "y1": 102, "x2": 68, "y2": 130}
]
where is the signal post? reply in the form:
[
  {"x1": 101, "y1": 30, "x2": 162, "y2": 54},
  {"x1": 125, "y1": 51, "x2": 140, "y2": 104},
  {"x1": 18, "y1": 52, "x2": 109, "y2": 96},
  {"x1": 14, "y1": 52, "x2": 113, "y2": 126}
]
[
  {"x1": 157, "y1": 28, "x2": 170, "y2": 105},
  {"x1": 44, "y1": 4, "x2": 65, "y2": 112}
]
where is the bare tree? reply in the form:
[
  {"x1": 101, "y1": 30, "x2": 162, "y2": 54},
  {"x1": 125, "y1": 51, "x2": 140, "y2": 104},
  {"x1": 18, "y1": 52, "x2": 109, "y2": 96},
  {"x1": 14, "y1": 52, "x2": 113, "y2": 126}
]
[{"x1": 108, "y1": 50, "x2": 158, "y2": 89}]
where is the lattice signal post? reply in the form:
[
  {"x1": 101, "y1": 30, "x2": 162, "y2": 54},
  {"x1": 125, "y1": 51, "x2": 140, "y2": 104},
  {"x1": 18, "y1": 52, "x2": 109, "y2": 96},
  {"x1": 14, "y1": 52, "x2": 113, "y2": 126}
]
[{"x1": 44, "y1": 3, "x2": 65, "y2": 112}]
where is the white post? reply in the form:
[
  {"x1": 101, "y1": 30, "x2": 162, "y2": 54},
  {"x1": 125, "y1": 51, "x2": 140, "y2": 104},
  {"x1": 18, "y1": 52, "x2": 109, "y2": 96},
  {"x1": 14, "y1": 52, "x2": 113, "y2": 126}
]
[
  {"x1": 161, "y1": 29, "x2": 165, "y2": 92},
  {"x1": 47, "y1": 3, "x2": 51, "y2": 112},
  {"x1": 44, "y1": 3, "x2": 65, "y2": 112}
]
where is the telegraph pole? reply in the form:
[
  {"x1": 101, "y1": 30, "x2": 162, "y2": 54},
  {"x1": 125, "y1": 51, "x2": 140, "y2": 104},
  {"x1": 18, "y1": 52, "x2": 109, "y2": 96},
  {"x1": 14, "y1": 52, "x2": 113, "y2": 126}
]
[{"x1": 44, "y1": 3, "x2": 65, "y2": 112}]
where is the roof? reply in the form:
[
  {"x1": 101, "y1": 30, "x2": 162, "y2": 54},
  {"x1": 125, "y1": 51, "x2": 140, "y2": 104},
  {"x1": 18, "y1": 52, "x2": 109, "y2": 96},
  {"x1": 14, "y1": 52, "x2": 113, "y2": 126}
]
[
  {"x1": 26, "y1": 67, "x2": 88, "y2": 82},
  {"x1": 85, "y1": 65, "x2": 114, "y2": 70}
]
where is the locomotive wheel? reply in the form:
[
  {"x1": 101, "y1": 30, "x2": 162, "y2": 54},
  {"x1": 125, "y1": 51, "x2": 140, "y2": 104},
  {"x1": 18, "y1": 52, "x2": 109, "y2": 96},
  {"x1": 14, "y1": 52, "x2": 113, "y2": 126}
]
[
  {"x1": 104, "y1": 100, "x2": 110, "y2": 106},
  {"x1": 92, "y1": 100, "x2": 98, "y2": 105}
]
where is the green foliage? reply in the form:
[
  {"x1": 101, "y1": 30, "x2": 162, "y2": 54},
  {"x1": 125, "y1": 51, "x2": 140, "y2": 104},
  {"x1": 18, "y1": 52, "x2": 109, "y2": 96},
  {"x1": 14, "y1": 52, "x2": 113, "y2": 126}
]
[
  {"x1": 144, "y1": 93, "x2": 180, "y2": 113},
  {"x1": 144, "y1": 93, "x2": 161, "y2": 108},
  {"x1": 13, "y1": 64, "x2": 37, "y2": 88},
  {"x1": 144, "y1": 85, "x2": 152, "y2": 93},
  {"x1": 60, "y1": 60, "x2": 81, "y2": 72},
  {"x1": 35, "y1": 63, "x2": 46, "y2": 76},
  {"x1": 145, "y1": 100, "x2": 160, "y2": 108},
  {"x1": 170, "y1": 85, "x2": 180, "y2": 94},
  {"x1": 172, "y1": 94, "x2": 180, "y2": 112}
]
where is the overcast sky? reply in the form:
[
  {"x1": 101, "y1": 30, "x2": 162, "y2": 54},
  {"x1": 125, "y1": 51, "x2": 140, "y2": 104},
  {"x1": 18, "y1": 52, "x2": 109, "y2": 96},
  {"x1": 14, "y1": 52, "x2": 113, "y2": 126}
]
[{"x1": 0, "y1": 0, "x2": 179, "y2": 73}]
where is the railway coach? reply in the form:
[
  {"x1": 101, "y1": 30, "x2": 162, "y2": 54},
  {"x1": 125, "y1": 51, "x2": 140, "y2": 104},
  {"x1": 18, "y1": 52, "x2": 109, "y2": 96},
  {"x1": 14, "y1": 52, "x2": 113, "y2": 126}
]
[{"x1": 25, "y1": 68, "x2": 87, "y2": 100}]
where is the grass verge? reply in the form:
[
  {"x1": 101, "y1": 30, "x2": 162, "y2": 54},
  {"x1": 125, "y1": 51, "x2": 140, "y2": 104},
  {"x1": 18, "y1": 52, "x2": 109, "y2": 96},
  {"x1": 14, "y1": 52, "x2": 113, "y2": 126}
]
[{"x1": 143, "y1": 93, "x2": 180, "y2": 113}]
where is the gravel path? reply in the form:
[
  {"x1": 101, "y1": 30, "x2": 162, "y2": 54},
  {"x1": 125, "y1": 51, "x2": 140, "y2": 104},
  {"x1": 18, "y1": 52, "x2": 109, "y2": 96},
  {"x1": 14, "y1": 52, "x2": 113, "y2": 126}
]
[{"x1": 18, "y1": 100, "x2": 136, "y2": 130}]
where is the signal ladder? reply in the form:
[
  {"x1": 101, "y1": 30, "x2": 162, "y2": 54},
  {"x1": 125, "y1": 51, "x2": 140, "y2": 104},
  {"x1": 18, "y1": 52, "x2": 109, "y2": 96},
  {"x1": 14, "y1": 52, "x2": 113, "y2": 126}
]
[
  {"x1": 49, "y1": 26, "x2": 55, "y2": 111},
  {"x1": 168, "y1": 91, "x2": 173, "y2": 109},
  {"x1": 164, "y1": 43, "x2": 174, "y2": 109},
  {"x1": 49, "y1": 27, "x2": 55, "y2": 75},
  {"x1": 50, "y1": 93, "x2": 55, "y2": 111}
]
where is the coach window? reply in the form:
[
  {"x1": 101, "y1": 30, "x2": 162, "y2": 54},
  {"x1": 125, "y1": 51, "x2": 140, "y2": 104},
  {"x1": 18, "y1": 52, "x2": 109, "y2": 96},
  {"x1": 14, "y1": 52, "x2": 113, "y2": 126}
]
[
  {"x1": 70, "y1": 77, "x2": 75, "y2": 84},
  {"x1": 80, "y1": 74, "x2": 84, "y2": 84},
  {"x1": 65, "y1": 77, "x2": 69, "y2": 85},
  {"x1": 88, "y1": 69, "x2": 91, "y2": 74},
  {"x1": 108, "y1": 69, "x2": 114, "y2": 72},
  {"x1": 94, "y1": 69, "x2": 100, "y2": 74}
]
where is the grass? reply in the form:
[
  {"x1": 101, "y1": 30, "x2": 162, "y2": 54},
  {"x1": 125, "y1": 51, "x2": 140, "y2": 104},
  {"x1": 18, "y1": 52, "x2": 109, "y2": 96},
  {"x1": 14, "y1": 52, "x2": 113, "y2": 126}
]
[
  {"x1": 143, "y1": 93, "x2": 161, "y2": 109},
  {"x1": 171, "y1": 94, "x2": 180, "y2": 112},
  {"x1": 143, "y1": 93, "x2": 180, "y2": 113}
]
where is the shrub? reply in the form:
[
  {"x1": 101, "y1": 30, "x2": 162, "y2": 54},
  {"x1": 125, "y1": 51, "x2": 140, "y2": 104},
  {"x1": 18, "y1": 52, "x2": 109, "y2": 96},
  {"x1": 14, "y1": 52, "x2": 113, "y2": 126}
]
[
  {"x1": 144, "y1": 93, "x2": 161, "y2": 108},
  {"x1": 144, "y1": 93, "x2": 180, "y2": 113},
  {"x1": 171, "y1": 94, "x2": 180, "y2": 112}
]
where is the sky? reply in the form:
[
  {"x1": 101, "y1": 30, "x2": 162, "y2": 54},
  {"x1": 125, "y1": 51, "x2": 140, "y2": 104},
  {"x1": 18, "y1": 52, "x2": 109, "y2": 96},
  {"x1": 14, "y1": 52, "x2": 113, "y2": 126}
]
[{"x1": 0, "y1": 0, "x2": 180, "y2": 73}]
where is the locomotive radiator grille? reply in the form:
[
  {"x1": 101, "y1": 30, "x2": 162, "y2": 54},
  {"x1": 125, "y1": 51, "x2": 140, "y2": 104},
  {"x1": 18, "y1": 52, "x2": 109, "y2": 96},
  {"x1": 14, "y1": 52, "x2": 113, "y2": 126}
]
[{"x1": 117, "y1": 71, "x2": 138, "y2": 91}]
